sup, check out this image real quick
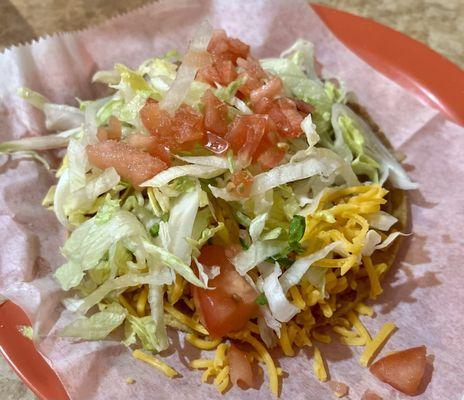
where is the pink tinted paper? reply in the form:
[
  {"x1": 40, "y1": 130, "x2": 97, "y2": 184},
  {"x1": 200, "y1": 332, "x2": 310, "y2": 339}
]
[{"x1": 0, "y1": 1, "x2": 463, "y2": 399}]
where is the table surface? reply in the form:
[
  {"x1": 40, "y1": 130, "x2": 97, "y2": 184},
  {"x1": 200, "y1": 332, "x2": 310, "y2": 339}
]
[{"x1": 0, "y1": 0, "x2": 463, "y2": 399}]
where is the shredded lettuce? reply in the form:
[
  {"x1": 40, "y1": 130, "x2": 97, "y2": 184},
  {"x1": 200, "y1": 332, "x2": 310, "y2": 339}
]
[
  {"x1": 142, "y1": 241, "x2": 205, "y2": 288},
  {"x1": 332, "y1": 104, "x2": 418, "y2": 189},
  {"x1": 262, "y1": 263, "x2": 299, "y2": 322},
  {"x1": 249, "y1": 213, "x2": 268, "y2": 242},
  {"x1": 231, "y1": 240, "x2": 287, "y2": 275},
  {"x1": 210, "y1": 148, "x2": 358, "y2": 201},
  {"x1": 78, "y1": 272, "x2": 171, "y2": 314},
  {"x1": 60, "y1": 303, "x2": 127, "y2": 340},
  {"x1": 53, "y1": 167, "x2": 120, "y2": 229},
  {"x1": 142, "y1": 165, "x2": 226, "y2": 188},
  {"x1": 124, "y1": 313, "x2": 164, "y2": 351},
  {"x1": 166, "y1": 188, "x2": 200, "y2": 263},
  {"x1": 148, "y1": 285, "x2": 169, "y2": 351},
  {"x1": 18, "y1": 87, "x2": 84, "y2": 131},
  {"x1": 280, "y1": 242, "x2": 343, "y2": 293},
  {"x1": 54, "y1": 210, "x2": 148, "y2": 289},
  {"x1": 362, "y1": 231, "x2": 408, "y2": 257},
  {"x1": 366, "y1": 211, "x2": 398, "y2": 231}
]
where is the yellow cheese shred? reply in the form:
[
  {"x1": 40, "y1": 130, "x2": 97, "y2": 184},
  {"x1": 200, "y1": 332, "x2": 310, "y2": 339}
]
[
  {"x1": 214, "y1": 343, "x2": 229, "y2": 368},
  {"x1": 289, "y1": 286, "x2": 306, "y2": 310},
  {"x1": 213, "y1": 366, "x2": 230, "y2": 393},
  {"x1": 190, "y1": 359, "x2": 214, "y2": 369},
  {"x1": 118, "y1": 294, "x2": 137, "y2": 316},
  {"x1": 168, "y1": 274, "x2": 185, "y2": 305},
  {"x1": 347, "y1": 311, "x2": 372, "y2": 345},
  {"x1": 136, "y1": 285, "x2": 148, "y2": 317},
  {"x1": 332, "y1": 326, "x2": 358, "y2": 338},
  {"x1": 312, "y1": 330, "x2": 332, "y2": 344},
  {"x1": 313, "y1": 346, "x2": 328, "y2": 382},
  {"x1": 132, "y1": 349, "x2": 178, "y2": 378},
  {"x1": 363, "y1": 256, "x2": 383, "y2": 299},
  {"x1": 186, "y1": 334, "x2": 222, "y2": 350},
  {"x1": 231, "y1": 332, "x2": 279, "y2": 396},
  {"x1": 359, "y1": 322, "x2": 397, "y2": 367},
  {"x1": 164, "y1": 303, "x2": 208, "y2": 335},
  {"x1": 354, "y1": 302, "x2": 374, "y2": 317},
  {"x1": 279, "y1": 323, "x2": 295, "y2": 356}
]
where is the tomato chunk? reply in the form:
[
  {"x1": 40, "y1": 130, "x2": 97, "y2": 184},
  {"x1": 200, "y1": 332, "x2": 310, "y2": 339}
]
[
  {"x1": 207, "y1": 29, "x2": 250, "y2": 64},
  {"x1": 140, "y1": 99, "x2": 172, "y2": 141},
  {"x1": 226, "y1": 114, "x2": 268, "y2": 164},
  {"x1": 268, "y1": 98, "x2": 303, "y2": 138},
  {"x1": 197, "y1": 60, "x2": 238, "y2": 86},
  {"x1": 126, "y1": 134, "x2": 171, "y2": 165},
  {"x1": 86, "y1": 140, "x2": 167, "y2": 187},
  {"x1": 97, "y1": 116, "x2": 122, "y2": 142},
  {"x1": 171, "y1": 104, "x2": 204, "y2": 145},
  {"x1": 253, "y1": 134, "x2": 285, "y2": 169},
  {"x1": 140, "y1": 100, "x2": 204, "y2": 151},
  {"x1": 370, "y1": 346, "x2": 427, "y2": 395},
  {"x1": 229, "y1": 344, "x2": 254, "y2": 389},
  {"x1": 250, "y1": 76, "x2": 283, "y2": 105},
  {"x1": 202, "y1": 90, "x2": 229, "y2": 137},
  {"x1": 192, "y1": 245, "x2": 258, "y2": 337}
]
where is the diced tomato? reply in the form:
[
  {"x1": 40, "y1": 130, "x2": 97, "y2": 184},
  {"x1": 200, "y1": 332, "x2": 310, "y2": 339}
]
[
  {"x1": 295, "y1": 99, "x2": 315, "y2": 115},
  {"x1": 230, "y1": 170, "x2": 254, "y2": 198},
  {"x1": 252, "y1": 96, "x2": 272, "y2": 114},
  {"x1": 229, "y1": 344, "x2": 254, "y2": 389},
  {"x1": 207, "y1": 30, "x2": 250, "y2": 64},
  {"x1": 226, "y1": 114, "x2": 268, "y2": 164},
  {"x1": 204, "y1": 131, "x2": 229, "y2": 154},
  {"x1": 86, "y1": 140, "x2": 167, "y2": 187},
  {"x1": 202, "y1": 90, "x2": 229, "y2": 137},
  {"x1": 196, "y1": 65, "x2": 221, "y2": 86},
  {"x1": 140, "y1": 99, "x2": 173, "y2": 142},
  {"x1": 250, "y1": 76, "x2": 283, "y2": 105},
  {"x1": 107, "y1": 116, "x2": 122, "y2": 140},
  {"x1": 97, "y1": 126, "x2": 108, "y2": 142},
  {"x1": 192, "y1": 245, "x2": 259, "y2": 337},
  {"x1": 268, "y1": 98, "x2": 303, "y2": 138},
  {"x1": 215, "y1": 60, "x2": 238, "y2": 85},
  {"x1": 197, "y1": 60, "x2": 238, "y2": 87},
  {"x1": 97, "y1": 116, "x2": 122, "y2": 142},
  {"x1": 361, "y1": 390, "x2": 383, "y2": 400},
  {"x1": 254, "y1": 134, "x2": 285, "y2": 169},
  {"x1": 171, "y1": 104, "x2": 204, "y2": 145},
  {"x1": 237, "y1": 57, "x2": 267, "y2": 80},
  {"x1": 140, "y1": 100, "x2": 205, "y2": 151},
  {"x1": 236, "y1": 57, "x2": 268, "y2": 98},
  {"x1": 126, "y1": 134, "x2": 171, "y2": 165},
  {"x1": 237, "y1": 73, "x2": 262, "y2": 97},
  {"x1": 370, "y1": 346, "x2": 427, "y2": 396}
]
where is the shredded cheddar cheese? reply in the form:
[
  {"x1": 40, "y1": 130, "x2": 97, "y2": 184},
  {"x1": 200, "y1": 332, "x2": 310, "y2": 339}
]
[
  {"x1": 347, "y1": 311, "x2": 372, "y2": 344},
  {"x1": 359, "y1": 322, "x2": 397, "y2": 367},
  {"x1": 168, "y1": 274, "x2": 185, "y2": 305},
  {"x1": 280, "y1": 323, "x2": 295, "y2": 356},
  {"x1": 164, "y1": 303, "x2": 208, "y2": 335},
  {"x1": 132, "y1": 349, "x2": 178, "y2": 378},
  {"x1": 136, "y1": 285, "x2": 148, "y2": 317},
  {"x1": 313, "y1": 346, "x2": 328, "y2": 382},
  {"x1": 184, "y1": 183, "x2": 401, "y2": 395},
  {"x1": 118, "y1": 294, "x2": 138, "y2": 316},
  {"x1": 190, "y1": 359, "x2": 214, "y2": 369},
  {"x1": 186, "y1": 334, "x2": 222, "y2": 350}
]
